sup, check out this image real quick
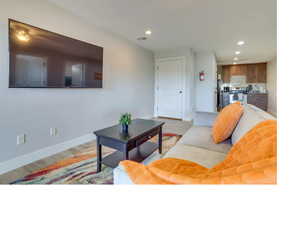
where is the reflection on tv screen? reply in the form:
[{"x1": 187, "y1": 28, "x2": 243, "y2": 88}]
[{"x1": 9, "y1": 19, "x2": 103, "y2": 88}]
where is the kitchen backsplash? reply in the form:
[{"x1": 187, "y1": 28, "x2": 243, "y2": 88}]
[{"x1": 221, "y1": 83, "x2": 267, "y2": 93}]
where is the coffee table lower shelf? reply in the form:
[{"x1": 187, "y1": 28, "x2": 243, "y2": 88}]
[{"x1": 102, "y1": 141, "x2": 159, "y2": 168}]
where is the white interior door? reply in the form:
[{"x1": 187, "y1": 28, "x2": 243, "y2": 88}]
[
  {"x1": 156, "y1": 58, "x2": 184, "y2": 119},
  {"x1": 15, "y1": 54, "x2": 47, "y2": 87}
]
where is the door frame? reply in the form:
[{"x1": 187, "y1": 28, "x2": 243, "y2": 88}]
[{"x1": 154, "y1": 56, "x2": 186, "y2": 119}]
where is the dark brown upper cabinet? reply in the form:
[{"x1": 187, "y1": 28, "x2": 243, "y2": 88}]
[
  {"x1": 230, "y1": 65, "x2": 247, "y2": 76},
  {"x1": 222, "y1": 63, "x2": 267, "y2": 83},
  {"x1": 257, "y1": 63, "x2": 267, "y2": 83},
  {"x1": 246, "y1": 64, "x2": 257, "y2": 83},
  {"x1": 222, "y1": 66, "x2": 231, "y2": 83}
]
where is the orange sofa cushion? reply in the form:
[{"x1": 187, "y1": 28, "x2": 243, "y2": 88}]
[
  {"x1": 120, "y1": 120, "x2": 277, "y2": 184},
  {"x1": 212, "y1": 102, "x2": 244, "y2": 143},
  {"x1": 211, "y1": 120, "x2": 277, "y2": 172}
]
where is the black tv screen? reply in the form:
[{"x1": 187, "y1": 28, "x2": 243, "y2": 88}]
[{"x1": 9, "y1": 19, "x2": 103, "y2": 88}]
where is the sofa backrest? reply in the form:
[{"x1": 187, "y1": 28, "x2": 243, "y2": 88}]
[{"x1": 231, "y1": 104, "x2": 276, "y2": 145}]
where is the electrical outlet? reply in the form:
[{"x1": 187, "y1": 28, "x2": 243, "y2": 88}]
[
  {"x1": 50, "y1": 128, "x2": 55, "y2": 136},
  {"x1": 17, "y1": 134, "x2": 26, "y2": 145},
  {"x1": 50, "y1": 128, "x2": 58, "y2": 136}
]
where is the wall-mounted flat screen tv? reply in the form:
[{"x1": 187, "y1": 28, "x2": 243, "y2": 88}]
[{"x1": 9, "y1": 19, "x2": 103, "y2": 88}]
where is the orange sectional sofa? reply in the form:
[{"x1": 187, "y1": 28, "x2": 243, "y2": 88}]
[{"x1": 113, "y1": 104, "x2": 276, "y2": 184}]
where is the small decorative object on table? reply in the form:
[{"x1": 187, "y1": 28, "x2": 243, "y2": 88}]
[{"x1": 119, "y1": 113, "x2": 132, "y2": 133}]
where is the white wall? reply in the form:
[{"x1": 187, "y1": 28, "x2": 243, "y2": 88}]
[
  {"x1": 154, "y1": 48, "x2": 194, "y2": 120},
  {"x1": 267, "y1": 57, "x2": 277, "y2": 116},
  {"x1": 194, "y1": 51, "x2": 217, "y2": 113},
  {"x1": 0, "y1": 0, "x2": 154, "y2": 164}
]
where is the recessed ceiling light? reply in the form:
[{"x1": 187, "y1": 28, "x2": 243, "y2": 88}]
[
  {"x1": 137, "y1": 36, "x2": 147, "y2": 41},
  {"x1": 145, "y1": 30, "x2": 152, "y2": 35},
  {"x1": 235, "y1": 51, "x2": 241, "y2": 55},
  {"x1": 234, "y1": 57, "x2": 238, "y2": 61},
  {"x1": 237, "y1": 41, "x2": 245, "y2": 46}
]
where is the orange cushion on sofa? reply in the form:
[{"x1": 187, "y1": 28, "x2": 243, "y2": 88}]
[
  {"x1": 212, "y1": 102, "x2": 244, "y2": 143},
  {"x1": 211, "y1": 120, "x2": 277, "y2": 172}
]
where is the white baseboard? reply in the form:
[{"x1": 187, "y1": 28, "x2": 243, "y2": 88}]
[
  {"x1": 183, "y1": 117, "x2": 193, "y2": 122},
  {"x1": 139, "y1": 115, "x2": 154, "y2": 120},
  {"x1": 268, "y1": 110, "x2": 277, "y2": 117},
  {"x1": 0, "y1": 133, "x2": 95, "y2": 175}
]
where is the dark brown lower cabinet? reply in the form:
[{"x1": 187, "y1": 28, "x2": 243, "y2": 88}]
[{"x1": 247, "y1": 93, "x2": 268, "y2": 111}]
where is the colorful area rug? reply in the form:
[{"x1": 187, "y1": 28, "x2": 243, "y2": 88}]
[{"x1": 11, "y1": 133, "x2": 181, "y2": 184}]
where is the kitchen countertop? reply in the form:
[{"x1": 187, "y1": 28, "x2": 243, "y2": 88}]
[{"x1": 220, "y1": 91, "x2": 267, "y2": 94}]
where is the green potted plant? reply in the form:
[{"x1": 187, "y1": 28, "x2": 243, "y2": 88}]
[{"x1": 119, "y1": 113, "x2": 132, "y2": 133}]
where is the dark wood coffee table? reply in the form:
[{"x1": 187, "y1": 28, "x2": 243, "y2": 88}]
[{"x1": 93, "y1": 119, "x2": 164, "y2": 173}]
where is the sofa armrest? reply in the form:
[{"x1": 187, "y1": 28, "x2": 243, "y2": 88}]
[
  {"x1": 113, "y1": 151, "x2": 162, "y2": 184},
  {"x1": 113, "y1": 165, "x2": 133, "y2": 184},
  {"x1": 193, "y1": 111, "x2": 218, "y2": 127}
]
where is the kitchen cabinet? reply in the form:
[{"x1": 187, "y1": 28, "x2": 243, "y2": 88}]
[
  {"x1": 229, "y1": 65, "x2": 239, "y2": 75},
  {"x1": 246, "y1": 64, "x2": 257, "y2": 83},
  {"x1": 257, "y1": 63, "x2": 267, "y2": 83},
  {"x1": 230, "y1": 65, "x2": 247, "y2": 75},
  {"x1": 222, "y1": 66, "x2": 231, "y2": 83},
  {"x1": 220, "y1": 92, "x2": 230, "y2": 108},
  {"x1": 246, "y1": 63, "x2": 267, "y2": 83},
  {"x1": 247, "y1": 93, "x2": 268, "y2": 111},
  {"x1": 222, "y1": 63, "x2": 267, "y2": 83}
]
